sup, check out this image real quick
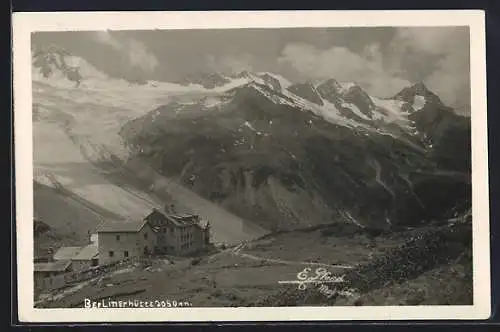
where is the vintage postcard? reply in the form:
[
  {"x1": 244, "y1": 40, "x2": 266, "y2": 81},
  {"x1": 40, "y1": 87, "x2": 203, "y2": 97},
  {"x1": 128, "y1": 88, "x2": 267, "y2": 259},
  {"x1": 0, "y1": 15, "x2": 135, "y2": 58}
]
[{"x1": 13, "y1": 10, "x2": 490, "y2": 322}]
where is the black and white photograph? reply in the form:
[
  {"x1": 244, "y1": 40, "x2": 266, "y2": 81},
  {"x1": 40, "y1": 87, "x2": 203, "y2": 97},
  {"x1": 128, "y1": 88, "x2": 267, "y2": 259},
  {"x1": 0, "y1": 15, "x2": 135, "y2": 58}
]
[{"x1": 13, "y1": 11, "x2": 490, "y2": 322}]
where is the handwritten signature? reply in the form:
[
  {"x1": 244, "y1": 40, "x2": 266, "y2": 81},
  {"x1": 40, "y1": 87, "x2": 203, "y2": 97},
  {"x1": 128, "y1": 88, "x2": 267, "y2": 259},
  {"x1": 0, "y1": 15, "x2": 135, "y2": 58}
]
[
  {"x1": 279, "y1": 267, "x2": 345, "y2": 290},
  {"x1": 278, "y1": 267, "x2": 357, "y2": 299}
]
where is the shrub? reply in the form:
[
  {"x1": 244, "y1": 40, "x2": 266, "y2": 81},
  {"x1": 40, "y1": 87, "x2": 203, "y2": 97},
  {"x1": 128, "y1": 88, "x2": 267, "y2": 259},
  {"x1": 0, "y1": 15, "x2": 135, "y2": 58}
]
[{"x1": 191, "y1": 258, "x2": 202, "y2": 266}]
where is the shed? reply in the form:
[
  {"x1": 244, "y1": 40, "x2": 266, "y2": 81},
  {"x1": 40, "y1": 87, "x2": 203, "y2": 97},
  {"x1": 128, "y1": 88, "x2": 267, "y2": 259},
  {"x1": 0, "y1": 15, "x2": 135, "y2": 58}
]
[
  {"x1": 71, "y1": 244, "x2": 99, "y2": 271},
  {"x1": 34, "y1": 260, "x2": 72, "y2": 291},
  {"x1": 53, "y1": 246, "x2": 82, "y2": 261},
  {"x1": 34, "y1": 260, "x2": 72, "y2": 273}
]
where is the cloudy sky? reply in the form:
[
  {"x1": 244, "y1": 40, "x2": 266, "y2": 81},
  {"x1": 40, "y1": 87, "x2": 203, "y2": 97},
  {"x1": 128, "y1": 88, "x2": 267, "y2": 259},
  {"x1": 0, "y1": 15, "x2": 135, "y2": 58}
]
[{"x1": 32, "y1": 27, "x2": 470, "y2": 114}]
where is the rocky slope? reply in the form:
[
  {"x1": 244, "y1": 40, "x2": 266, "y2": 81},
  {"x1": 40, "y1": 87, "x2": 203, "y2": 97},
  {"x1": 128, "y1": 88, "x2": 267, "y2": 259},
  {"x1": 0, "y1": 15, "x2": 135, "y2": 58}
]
[{"x1": 120, "y1": 73, "x2": 471, "y2": 232}]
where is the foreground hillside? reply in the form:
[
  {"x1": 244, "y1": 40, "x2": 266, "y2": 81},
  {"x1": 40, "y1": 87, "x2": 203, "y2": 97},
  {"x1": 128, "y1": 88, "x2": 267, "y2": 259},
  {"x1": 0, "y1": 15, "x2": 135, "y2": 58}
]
[{"x1": 36, "y1": 210, "x2": 472, "y2": 307}]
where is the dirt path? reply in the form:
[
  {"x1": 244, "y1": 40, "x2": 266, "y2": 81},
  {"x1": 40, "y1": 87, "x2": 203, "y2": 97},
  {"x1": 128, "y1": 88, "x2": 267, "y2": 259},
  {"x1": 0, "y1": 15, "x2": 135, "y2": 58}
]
[
  {"x1": 228, "y1": 243, "x2": 354, "y2": 269},
  {"x1": 413, "y1": 169, "x2": 471, "y2": 184}
]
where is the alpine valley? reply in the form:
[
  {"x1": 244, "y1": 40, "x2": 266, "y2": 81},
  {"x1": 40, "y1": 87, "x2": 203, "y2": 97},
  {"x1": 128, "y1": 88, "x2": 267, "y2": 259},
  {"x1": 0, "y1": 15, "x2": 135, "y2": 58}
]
[{"x1": 32, "y1": 45, "x2": 473, "y2": 307}]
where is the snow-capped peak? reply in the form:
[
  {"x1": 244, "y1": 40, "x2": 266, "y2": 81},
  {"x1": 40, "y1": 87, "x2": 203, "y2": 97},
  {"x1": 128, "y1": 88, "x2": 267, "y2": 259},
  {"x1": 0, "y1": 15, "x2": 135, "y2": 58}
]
[
  {"x1": 32, "y1": 45, "x2": 112, "y2": 88},
  {"x1": 338, "y1": 82, "x2": 358, "y2": 94},
  {"x1": 33, "y1": 46, "x2": 107, "y2": 79},
  {"x1": 257, "y1": 72, "x2": 292, "y2": 89},
  {"x1": 229, "y1": 70, "x2": 289, "y2": 92},
  {"x1": 393, "y1": 82, "x2": 443, "y2": 108}
]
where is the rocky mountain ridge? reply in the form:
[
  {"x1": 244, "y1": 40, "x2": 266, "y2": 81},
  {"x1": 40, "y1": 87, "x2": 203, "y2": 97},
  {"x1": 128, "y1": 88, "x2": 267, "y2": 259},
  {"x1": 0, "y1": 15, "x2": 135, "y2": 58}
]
[{"x1": 119, "y1": 71, "x2": 471, "y2": 232}]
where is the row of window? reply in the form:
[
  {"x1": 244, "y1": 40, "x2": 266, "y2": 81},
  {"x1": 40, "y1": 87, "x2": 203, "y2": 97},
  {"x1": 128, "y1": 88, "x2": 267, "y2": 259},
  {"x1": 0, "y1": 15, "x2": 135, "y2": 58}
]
[
  {"x1": 159, "y1": 226, "x2": 193, "y2": 235},
  {"x1": 181, "y1": 241, "x2": 195, "y2": 251},
  {"x1": 109, "y1": 250, "x2": 129, "y2": 258},
  {"x1": 115, "y1": 233, "x2": 148, "y2": 242},
  {"x1": 181, "y1": 233, "x2": 192, "y2": 242},
  {"x1": 160, "y1": 227, "x2": 174, "y2": 234}
]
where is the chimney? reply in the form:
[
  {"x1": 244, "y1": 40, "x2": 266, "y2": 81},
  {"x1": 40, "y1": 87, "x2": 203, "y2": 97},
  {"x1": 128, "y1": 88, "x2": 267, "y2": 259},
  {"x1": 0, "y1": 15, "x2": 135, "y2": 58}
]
[
  {"x1": 47, "y1": 246, "x2": 54, "y2": 262},
  {"x1": 166, "y1": 204, "x2": 176, "y2": 214}
]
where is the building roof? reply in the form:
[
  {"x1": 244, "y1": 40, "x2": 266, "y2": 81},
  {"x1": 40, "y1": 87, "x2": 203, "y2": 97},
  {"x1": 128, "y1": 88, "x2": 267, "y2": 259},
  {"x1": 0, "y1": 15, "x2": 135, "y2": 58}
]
[
  {"x1": 194, "y1": 221, "x2": 210, "y2": 230},
  {"x1": 165, "y1": 215, "x2": 188, "y2": 227},
  {"x1": 34, "y1": 260, "x2": 72, "y2": 273},
  {"x1": 145, "y1": 208, "x2": 208, "y2": 231},
  {"x1": 146, "y1": 209, "x2": 185, "y2": 227},
  {"x1": 171, "y1": 214, "x2": 198, "y2": 223},
  {"x1": 72, "y1": 244, "x2": 98, "y2": 260},
  {"x1": 53, "y1": 246, "x2": 83, "y2": 260},
  {"x1": 96, "y1": 219, "x2": 148, "y2": 233}
]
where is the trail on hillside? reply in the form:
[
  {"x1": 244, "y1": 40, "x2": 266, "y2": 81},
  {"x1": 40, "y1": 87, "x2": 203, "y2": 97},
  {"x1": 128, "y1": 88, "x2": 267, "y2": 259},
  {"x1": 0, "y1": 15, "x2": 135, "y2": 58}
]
[
  {"x1": 369, "y1": 158, "x2": 396, "y2": 198},
  {"x1": 225, "y1": 242, "x2": 354, "y2": 269}
]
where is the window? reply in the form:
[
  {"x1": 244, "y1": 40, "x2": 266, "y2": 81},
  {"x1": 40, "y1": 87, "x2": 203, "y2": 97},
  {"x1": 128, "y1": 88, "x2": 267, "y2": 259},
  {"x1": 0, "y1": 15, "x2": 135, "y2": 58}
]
[
  {"x1": 109, "y1": 251, "x2": 114, "y2": 257},
  {"x1": 116, "y1": 235, "x2": 120, "y2": 241},
  {"x1": 144, "y1": 232, "x2": 148, "y2": 240},
  {"x1": 124, "y1": 251, "x2": 129, "y2": 258}
]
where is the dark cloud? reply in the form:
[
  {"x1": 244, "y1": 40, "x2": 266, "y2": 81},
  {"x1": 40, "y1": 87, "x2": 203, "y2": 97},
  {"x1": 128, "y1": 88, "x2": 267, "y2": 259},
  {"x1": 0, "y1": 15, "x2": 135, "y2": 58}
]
[
  {"x1": 32, "y1": 26, "x2": 470, "y2": 113},
  {"x1": 385, "y1": 27, "x2": 470, "y2": 114},
  {"x1": 90, "y1": 31, "x2": 159, "y2": 73}
]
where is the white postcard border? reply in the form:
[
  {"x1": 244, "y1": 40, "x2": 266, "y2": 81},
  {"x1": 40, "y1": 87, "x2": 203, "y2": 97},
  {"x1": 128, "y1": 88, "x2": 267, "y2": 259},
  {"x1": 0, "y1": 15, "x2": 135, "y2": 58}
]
[{"x1": 12, "y1": 10, "x2": 490, "y2": 322}]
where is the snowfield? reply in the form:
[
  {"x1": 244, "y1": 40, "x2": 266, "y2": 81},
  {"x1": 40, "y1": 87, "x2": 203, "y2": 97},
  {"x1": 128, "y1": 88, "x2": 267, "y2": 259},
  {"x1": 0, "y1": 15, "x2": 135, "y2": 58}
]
[
  {"x1": 413, "y1": 95, "x2": 426, "y2": 111},
  {"x1": 32, "y1": 79, "x2": 268, "y2": 244},
  {"x1": 34, "y1": 120, "x2": 162, "y2": 220}
]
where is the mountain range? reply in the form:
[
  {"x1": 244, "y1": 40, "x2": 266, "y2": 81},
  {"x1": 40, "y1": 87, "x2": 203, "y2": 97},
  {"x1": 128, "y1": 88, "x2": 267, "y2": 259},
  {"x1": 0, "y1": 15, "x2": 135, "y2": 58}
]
[{"x1": 33, "y1": 46, "x2": 472, "y2": 232}]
